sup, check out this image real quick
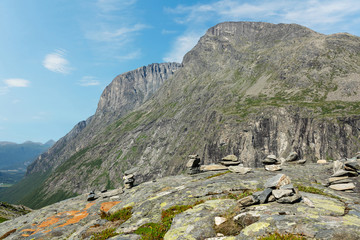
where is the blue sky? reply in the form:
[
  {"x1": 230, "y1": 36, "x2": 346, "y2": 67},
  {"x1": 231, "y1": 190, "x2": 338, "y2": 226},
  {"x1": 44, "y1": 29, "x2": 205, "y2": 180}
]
[{"x1": 0, "y1": 0, "x2": 359, "y2": 143}]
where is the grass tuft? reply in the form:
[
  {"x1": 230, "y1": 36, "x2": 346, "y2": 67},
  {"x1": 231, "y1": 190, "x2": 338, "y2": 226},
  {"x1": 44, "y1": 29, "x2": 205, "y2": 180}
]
[
  {"x1": 90, "y1": 228, "x2": 118, "y2": 240},
  {"x1": 294, "y1": 183, "x2": 341, "y2": 201},
  {"x1": 101, "y1": 206, "x2": 133, "y2": 223},
  {"x1": 206, "y1": 170, "x2": 231, "y2": 179}
]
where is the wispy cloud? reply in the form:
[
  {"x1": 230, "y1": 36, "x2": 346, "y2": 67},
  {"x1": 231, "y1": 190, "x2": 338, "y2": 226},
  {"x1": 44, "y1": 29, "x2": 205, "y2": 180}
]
[
  {"x1": 115, "y1": 49, "x2": 141, "y2": 61},
  {"x1": 163, "y1": 32, "x2": 201, "y2": 63},
  {"x1": 43, "y1": 49, "x2": 72, "y2": 74},
  {"x1": 87, "y1": 24, "x2": 149, "y2": 43},
  {"x1": 4, "y1": 78, "x2": 30, "y2": 87},
  {"x1": 78, "y1": 76, "x2": 101, "y2": 86}
]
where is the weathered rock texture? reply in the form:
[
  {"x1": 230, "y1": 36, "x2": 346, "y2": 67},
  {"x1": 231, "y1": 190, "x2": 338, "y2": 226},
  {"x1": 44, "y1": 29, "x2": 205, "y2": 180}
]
[
  {"x1": 1, "y1": 164, "x2": 359, "y2": 239},
  {"x1": 2, "y1": 22, "x2": 360, "y2": 208}
]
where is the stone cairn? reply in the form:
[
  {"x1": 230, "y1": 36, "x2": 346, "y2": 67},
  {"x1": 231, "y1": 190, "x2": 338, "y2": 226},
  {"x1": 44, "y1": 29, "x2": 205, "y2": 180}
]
[
  {"x1": 219, "y1": 154, "x2": 241, "y2": 166},
  {"x1": 186, "y1": 154, "x2": 201, "y2": 175},
  {"x1": 261, "y1": 152, "x2": 307, "y2": 172},
  {"x1": 123, "y1": 173, "x2": 135, "y2": 189},
  {"x1": 238, "y1": 174, "x2": 303, "y2": 207},
  {"x1": 327, "y1": 152, "x2": 360, "y2": 192}
]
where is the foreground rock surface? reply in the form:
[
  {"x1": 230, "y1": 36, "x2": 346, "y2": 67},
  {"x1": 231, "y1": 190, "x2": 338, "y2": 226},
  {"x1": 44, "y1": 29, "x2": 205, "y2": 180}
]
[{"x1": 1, "y1": 163, "x2": 360, "y2": 239}]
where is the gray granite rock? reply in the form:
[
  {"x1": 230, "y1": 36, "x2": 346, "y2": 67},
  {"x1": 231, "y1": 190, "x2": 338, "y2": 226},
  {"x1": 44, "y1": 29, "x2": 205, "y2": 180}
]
[
  {"x1": 286, "y1": 152, "x2": 298, "y2": 162},
  {"x1": 264, "y1": 174, "x2": 291, "y2": 189}
]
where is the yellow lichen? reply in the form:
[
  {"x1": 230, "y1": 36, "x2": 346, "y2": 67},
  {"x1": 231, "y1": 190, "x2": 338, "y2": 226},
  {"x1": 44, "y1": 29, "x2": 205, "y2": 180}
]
[
  {"x1": 242, "y1": 222, "x2": 270, "y2": 236},
  {"x1": 343, "y1": 215, "x2": 360, "y2": 226},
  {"x1": 161, "y1": 202, "x2": 167, "y2": 208}
]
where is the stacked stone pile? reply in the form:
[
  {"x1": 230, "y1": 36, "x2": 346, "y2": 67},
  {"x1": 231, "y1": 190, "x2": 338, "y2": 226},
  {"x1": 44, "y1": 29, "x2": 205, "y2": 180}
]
[
  {"x1": 123, "y1": 174, "x2": 135, "y2": 189},
  {"x1": 261, "y1": 154, "x2": 282, "y2": 171},
  {"x1": 186, "y1": 154, "x2": 201, "y2": 174},
  {"x1": 219, "y1": 155, "x2": 241, "y2": 166},
  {"x1": 327, "y1": 156, "x2": 360, "y2": 192},
  {"x1": 238, "y1": 174, "x2": 302, "y2": 207}
]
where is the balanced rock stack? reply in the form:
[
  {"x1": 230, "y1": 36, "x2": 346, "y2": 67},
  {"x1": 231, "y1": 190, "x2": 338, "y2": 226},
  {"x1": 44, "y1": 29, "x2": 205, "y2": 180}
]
[
  {"x1": 219, "y1": 155, "x2": 241, "y2": 166},
  {"x1": 186, "y1": 154, "x2": 201, "y2": 175},
  {"x1": 123, "y1": 173, "x2": 135, "y2": 189},
  {"x1": 327, "y1": 157, "x2": 359, "y2": 192},
  {"x1": 238, "y1": 174, "x2": 302, "y2": 207},
  {"x1": 262, "y1": 154, "x2": 282, "y2": 171}
]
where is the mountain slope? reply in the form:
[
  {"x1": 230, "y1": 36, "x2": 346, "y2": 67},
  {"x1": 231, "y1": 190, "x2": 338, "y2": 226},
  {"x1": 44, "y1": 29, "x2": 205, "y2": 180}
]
[{"x1": 5, "y1": 22, "x2": 360, "y2": 209}]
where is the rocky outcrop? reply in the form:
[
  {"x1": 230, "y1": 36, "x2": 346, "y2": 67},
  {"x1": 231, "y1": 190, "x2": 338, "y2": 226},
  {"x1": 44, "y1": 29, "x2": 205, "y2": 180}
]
[{"x1": 1, "y1": 163, "x2": 359, "y2": 239}]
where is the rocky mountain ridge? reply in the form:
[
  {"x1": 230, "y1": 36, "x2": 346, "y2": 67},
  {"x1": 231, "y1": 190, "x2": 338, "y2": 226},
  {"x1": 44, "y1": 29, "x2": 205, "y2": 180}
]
[{"x1": 2, "y1": 21, "x2": 360, "y2": 209}]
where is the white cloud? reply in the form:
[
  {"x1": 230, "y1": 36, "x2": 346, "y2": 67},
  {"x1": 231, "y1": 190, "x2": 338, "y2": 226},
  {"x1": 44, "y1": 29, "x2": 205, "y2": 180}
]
[
  {"x1": 88, "y1": 24, "x2": 149, "y2": 42},
  {"x1": 43, "y1": 49, "x2": 71, "y2": 74},
  {"x1": 4, "y1": 78, "x2": 30, "y2": 87},
  {"x1": 161, "y1": 29, "x2": 177, "y2": 35},
  {"x1": 78, "y1": 76, "x2": 101, "y2": 86},
  {"x1": 163, "y1": 32, "x2": 202, "y2": 63}
]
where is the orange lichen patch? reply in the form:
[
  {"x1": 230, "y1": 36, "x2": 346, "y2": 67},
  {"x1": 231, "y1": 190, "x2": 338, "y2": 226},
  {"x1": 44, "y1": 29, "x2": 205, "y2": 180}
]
[
  {"x1": 37, "y1": 216, "x2": 60, "y2": 228},
  {"x1": 57, "y1": 210, "x2": 80, "y2": 216},
  {"x1": 57, "y1": 211, "x2": 89, "y2": 228},
  {"x1": 22, "y1": 234, "x2": 30, "y2": 237},
  {"x1": 43, "y1": 230, "x2": 52, "y2": 233},
  {"x1": 85, "y1": 202, "x2": 96, "y2": 210},
  {"x1": 21, "y1": 229, "x2": 36, "y2": 232},
  {"x1": 32, "y1": 223, "x2": 37, "y2": 226},
  {"x1": 100, "y1": 201, "x2": 121, "y2": 213}
]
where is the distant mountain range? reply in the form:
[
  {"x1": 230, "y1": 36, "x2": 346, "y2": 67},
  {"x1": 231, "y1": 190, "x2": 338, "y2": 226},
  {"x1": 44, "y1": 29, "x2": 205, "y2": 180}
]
[{"x1": 0, "y1": 140, "x2": 54, "y2": 186}]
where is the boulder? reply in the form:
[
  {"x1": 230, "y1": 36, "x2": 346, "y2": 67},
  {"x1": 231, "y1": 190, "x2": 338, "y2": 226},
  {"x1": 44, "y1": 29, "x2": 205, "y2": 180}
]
[
  {"x1": 264, "y1": 174, "x2": 292, "y2": 189},
  {"x1": 286, "y1": 152, "x2": 298, "y2": 162},
  {"x1": 344, "y1": 160, "x2": 360, "y2": 171},
  {"x1": 272, "y1": 189, "x2": 293, "y2": 199},
  {"x1": 221, "y1": 155, "x2": 238, "y2": 162},
  {"x1": 329, "y1": 183, "x2": 356, "y2": 191},
  {"x1": 264, "y1": 165, "x2": 282, "y2": 171},
  {"x1": 87, "y1": 191, "x2": 96, "y2": 201},
  {"x1": 228, "y1": 166, "x2": 252, "y2": 174}
]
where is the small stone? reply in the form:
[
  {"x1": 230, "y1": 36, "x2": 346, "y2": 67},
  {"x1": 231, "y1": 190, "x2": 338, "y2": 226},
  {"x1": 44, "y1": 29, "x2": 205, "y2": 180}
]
[
  {"x1": 267, "y1": 195, "x2": 276, "y2": 202},
  {"x1": 317, "y1": 159, "x2": 327, "y2": 164},
  {"x1": 264, "y1": 174, "x2": 292, "y2": 189},
  {"x1": 221, "y1": 154, "x2": 238, "y2": 162},
  {"x1": 331, "y1": 169, "x2": 358, "y2": 177},
  {"x1": 214, "y1": 216, "x2": 227, "y2": 226},
  {"x1": 124, "y1": 183, "x2": 133, "y2": 189},
  {"x1": 330, "y1": 179, "x2": 353, "y2": 185},
  {"x1": 188, "y1": 154, "x2": 199, "y2": 159},
  {"x1": 287, "y1": 159, "x2": 306, "y2": 164},
  {"x1": 228, "y1": 166, "x2": 252, "y2": 174},
  {"x1": 87, "y1": 191, "x2": 96, "y2": 201},
  {"x1": 280, "y1": 184, "x2": 294, "y2": 190},
  {"x1": 286, "y1": 152, "x2": 298, "y2": 162},
  {"x1": 238, "y1": 195, "x2": 259, "y2": 207},
  {"x1": 217, "y1": 233, "x2": 225, "y2": 237},
  {"x1": 329, "y1": 183, "x2": 356, "y2": 191},
  {"x1": 276, "y1": 194, "x2": 301, "y2": 204},
  {"x1": 264, "y1": 165, "x2": 282, "y2": 171},
  {"x1": 272, "y1": 189, "x2": 293, "y2": 199},
  {"x1": 302, "y1": 197, "x2": 315, "y2": 208},
  {"x1": 110, "y1": 196, "x2": 120, "y2": 200}
]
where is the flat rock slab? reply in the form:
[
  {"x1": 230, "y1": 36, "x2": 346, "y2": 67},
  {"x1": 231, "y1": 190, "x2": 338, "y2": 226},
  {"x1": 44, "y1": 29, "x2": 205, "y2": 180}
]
[
  {"x1": 332, "y1": 169, "x2": 358, "y2": 177},
  {"x1": 221, "y1": 154, "x2": 238, "y2": 161},
  {"x1": 272, "y1": 189, "x2": 293, "y2": 199},
  {"x1": 329, "y1": 183, "x2": 356, "y2": 191},
  {"x1": 201, "y1": 164, "x2": 228, "y2": 171},
  {"x1": 264, "y1": 165, "x2": 282, "y2": 171},
  {"x1": 228, "y1": 166, "x2": 252, "y2": 174}
]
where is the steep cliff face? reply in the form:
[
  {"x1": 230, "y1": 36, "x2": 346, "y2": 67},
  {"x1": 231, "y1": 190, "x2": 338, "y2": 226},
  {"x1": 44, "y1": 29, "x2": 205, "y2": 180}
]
[{"x1": 4, "y1": 22, "x2": 360, "y2": 209}]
